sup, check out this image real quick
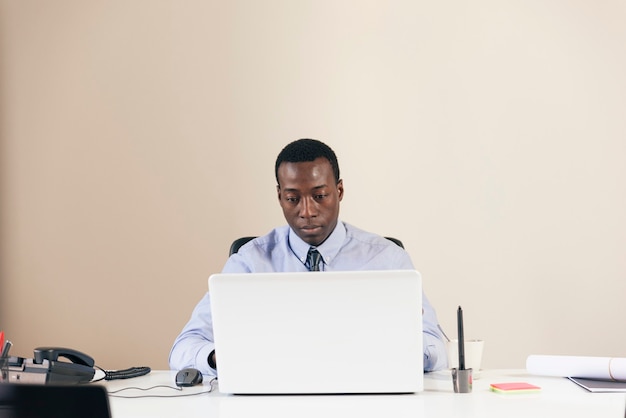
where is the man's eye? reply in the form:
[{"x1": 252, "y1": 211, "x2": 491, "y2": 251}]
[
  {"x1": 314, "y1": 194, "x2": 327, "y2": 200},
  {"x1": 286, "y1": 197, "x2": 299, "y2": 203}
]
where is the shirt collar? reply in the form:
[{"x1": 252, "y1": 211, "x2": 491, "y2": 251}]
[{"x1": 288, "y1": 221, "x2": 346, "y2": 266}]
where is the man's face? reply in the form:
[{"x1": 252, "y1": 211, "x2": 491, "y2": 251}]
[{"x1": 276, "y1": 157, "x2": 344, "y2": 246}]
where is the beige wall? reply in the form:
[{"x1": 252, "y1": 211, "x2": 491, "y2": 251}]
[{"x1": 1, "y1": 1, "x2": 624, "y2": 371}]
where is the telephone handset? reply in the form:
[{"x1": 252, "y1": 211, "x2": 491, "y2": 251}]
[
  {"x1": 7, "y1": 346, "x2": 96, "y2": 384},
  {"x1": 34, "y1": 347, "x2": 95, "y2": 368}
]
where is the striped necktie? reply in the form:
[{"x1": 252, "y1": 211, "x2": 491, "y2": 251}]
[{"x1": 306, "y1": 247, "x2": 322, "y2": 271}]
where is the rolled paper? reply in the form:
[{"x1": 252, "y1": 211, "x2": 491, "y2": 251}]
[{"x1": 526, "y1": 355, "x2": 626, "y2": 381}]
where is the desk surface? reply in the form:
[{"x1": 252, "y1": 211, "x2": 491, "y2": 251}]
[{"x1": 102, "y1": 369, "x2": 626, "y2": 418}]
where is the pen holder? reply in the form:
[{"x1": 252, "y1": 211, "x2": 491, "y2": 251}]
[{"x1": 452, "y1": 368, "x2": 473, "y2": 393}]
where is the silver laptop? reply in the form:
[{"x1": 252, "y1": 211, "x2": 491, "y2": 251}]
[{"x1": 209, "y1": 270, "x2": 424, "y2": 394}]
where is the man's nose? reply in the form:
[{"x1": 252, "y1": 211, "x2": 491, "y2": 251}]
[{"x1": 299, "y1": 197, "x2": 317, "y2": 218}]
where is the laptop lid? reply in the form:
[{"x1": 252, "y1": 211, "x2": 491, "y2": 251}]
[{"x1": 209, "y1": 270, "x2": 423, "y2": 394}]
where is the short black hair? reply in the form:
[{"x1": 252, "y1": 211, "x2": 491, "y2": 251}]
[{"x1": 275, "y1": 138, "x2": 340, "y2": 184}]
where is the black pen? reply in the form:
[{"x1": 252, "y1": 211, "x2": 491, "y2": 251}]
[
  {"x1": 1, "y1": 340, "x2": 11, "y2": 358},
  {"x1": 0, "y1": 339, "x2": 12, "y2": 371},
  {"x1": 457, "y1": 306, "x2": 465, "y2": 370}
]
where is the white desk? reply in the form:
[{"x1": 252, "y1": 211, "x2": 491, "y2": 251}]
[{"x1": 103, "y1": 369, "x2": 626, "y2": 418}]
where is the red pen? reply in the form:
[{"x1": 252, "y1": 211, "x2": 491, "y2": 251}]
[{"x1": 0, "y1": 331, "x2": 11, "y2": 359}]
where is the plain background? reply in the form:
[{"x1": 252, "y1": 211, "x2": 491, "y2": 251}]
[{"x1": 0, "y1": 1, "x2": 624, "y2": 371}]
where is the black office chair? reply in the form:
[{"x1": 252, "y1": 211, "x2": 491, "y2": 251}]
[
  {"x1": 229, "y1": 236, "x2": 404, "y2": 256},
  {"x1": 229, "y1": 236, "x2": 258, "y2": 256},
  {"x1": 384, "y1": 237, "x2": 404, "y2": 249}
]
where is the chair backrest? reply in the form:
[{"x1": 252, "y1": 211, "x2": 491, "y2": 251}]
[
  {"x1": 384, "y1": 237, "x2": 404, "y2": 249},
  {"x1": 229, "y1": 236, "x2": 404, "y2": 256},
  {"x1": 229, "y1": 236, "x2": 257, "y2": 256}
]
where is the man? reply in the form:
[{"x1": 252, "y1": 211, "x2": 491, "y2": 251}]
[{"x1": 169, "y1": 138, "x2": 448, "y2": 375}]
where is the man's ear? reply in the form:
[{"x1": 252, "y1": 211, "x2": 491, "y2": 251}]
[
  {"x1": 337, "y1": 179, "x2": 344, "y2": 201},
  {"x1": 276, "y1": 185, "x2": 281, "y2": 201}
]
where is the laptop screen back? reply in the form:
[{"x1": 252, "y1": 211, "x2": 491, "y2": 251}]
[{"x1": 209, "y1": 270, "x2": 424, "y2": 394}]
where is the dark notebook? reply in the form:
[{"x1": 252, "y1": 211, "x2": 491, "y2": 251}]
[{"x1": 568, "y1": 377, "x2": 626, "y2": 393}]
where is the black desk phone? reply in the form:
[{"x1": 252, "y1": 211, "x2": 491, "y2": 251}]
[{"x1": 7, "y1": 347, "x2": 95, "y2": 384}]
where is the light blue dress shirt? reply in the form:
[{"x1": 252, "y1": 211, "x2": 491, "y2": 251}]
[{"x1": 169, "y1": 221, "x2": 448, "y2": 375}]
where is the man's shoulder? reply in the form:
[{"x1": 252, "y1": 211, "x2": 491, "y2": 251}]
[
  {"x1": 343, "y1": 222, "x2": 391, "y2": 242},
  {"x1": 343, "y1": 223, "x2": 404, "y2": 250},
  {"x1": 222, "y1": 226, "x2": 291, "y2": 273},
  {"x1": 238, "y1": 225, "x2": 289, "y2": 253},
  {"x1": 258, "y1": 225, "x2": 289, "y2": 243},
  {"x1": 337, "y1": 222, "x2": 413, "y2": 270}
]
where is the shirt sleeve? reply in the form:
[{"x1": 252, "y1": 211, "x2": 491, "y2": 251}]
[
  {"x1": 388, "y1": 247, "x2": 448, "y2": 371},
  {"x1": 221, "y1": 252, "x2": 253, "y2": 273},
  {"x1": 168, "y1": 292, "x2": 217, "y2": 376},
  {"x1": 169, "y1": 253, "x2": 253, "y2": 376},
  {"x1": 422, "y1": 292, "x2": 449, "y2": 371}
]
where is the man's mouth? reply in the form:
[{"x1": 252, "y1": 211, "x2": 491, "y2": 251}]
[{"x1": 301, "y1": 225, "x2": 321, "y2": 231}]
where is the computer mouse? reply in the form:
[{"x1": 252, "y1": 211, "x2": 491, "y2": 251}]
[{"x1": 175, "y1": 368, "x2": 203, "y2": 387}]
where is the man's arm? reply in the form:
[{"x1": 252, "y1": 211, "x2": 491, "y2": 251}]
[
  {"x1": 422, "y1": 293, "x2": 449, "y2": 371},
  {"x1": 382, "y1": 242, "x2": 448, "y2": 371},
  {"x1": 169, "y1": 251, "x2": 255, "y2": 375},
  {"x1": 168, "y1": 292, "x2": 218, "y2": 376}
]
